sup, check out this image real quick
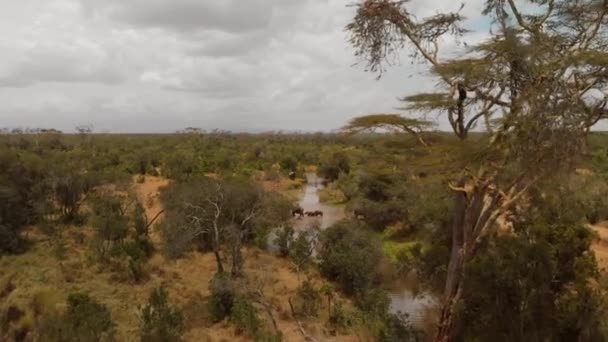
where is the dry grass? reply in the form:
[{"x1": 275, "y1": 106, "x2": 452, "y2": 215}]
[
  {"x1": 591, "y1": 221, "x2": 608, "y2": 271},
  {"x1": 0, "y1": 177, "x2": 357, "y2": 342}
]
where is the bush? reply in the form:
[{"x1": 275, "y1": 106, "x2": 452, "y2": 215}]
[
  {"x1": 90, "y1": 195, "x2": 129, "y2": 246},
  {"x1": 279, "y1": 156, "x2": 298, "y2": 174},
  {"x1": 351, "y1": 199, "x2": 407, "y2": 231},
  {"x1": 293, "y1": 280, "x2": 321, "y2": 318},
  {"x1": 37, "y1": 293, "x2": 115, "y2": 342},
  {"x1": 355, "y1": 289, "x2": 390, "y2": 319},
  {"x1": 290, "y1": 224, "x2": 319, "y2": 271},
  {"x1": 208, "y1": 273, "x2": 235, "y2": 322},
  {"x1": 51, "y1": 171, "x2": 95, "y2": 224},
  {"x1": 139, "y1": 286, "x2": 184, "y2": 342},
  {"x1": 327, "y1": 301, "x2": 354, "y2": 334},
  {"x1": 230, "y1": 296, "x2": 261, "y2": 336},
  {"x1": 0, "y1": 150, "x2": 48, "y2": 254},
  {"x1": 273, "y1": 225, "x2": 294, "y2": 258},
  {"x1": 319, "y1": 221, "x2": 383, "y2": 295},
  {"x1": 319, "y1": 152, "x2": 350, "y2": 182},
  {"x1": 581, "y1": 191, "x2": 608, "y2": 224}
]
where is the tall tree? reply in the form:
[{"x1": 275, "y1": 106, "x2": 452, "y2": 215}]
[{"x1": 346, "y1": 0, "x2": 608, "y2": 340}]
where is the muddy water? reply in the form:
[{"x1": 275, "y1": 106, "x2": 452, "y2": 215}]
[
  {"x1": 289, "y1": 173, "x2": 437, "y2": 326},
  {"x1": 294, "y1": 172, "x2": 345, "y2": 230},
  {"x1": 388, "y1": 288, "x2": 437, "y2": 326}
]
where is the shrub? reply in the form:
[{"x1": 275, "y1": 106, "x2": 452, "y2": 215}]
[
  {"x1": 319, "y1": 221, "x2": 383, "y2": 296},
  {"x1": 230, "y1": 296, "x2": 261, "y2": 336},
  {"x1": 319, "y1": 152, "x2": 350, "y2": 182},
  {"x1": 139, "y1": 286, "x2": 184, "y2": 342},
  {"x1": 273, "y1": 225, "x2": 294, "y2": 258},
  {"x1": 90, "y1": 195, "x2": 129, "y2": 245},
  {"x1": 279, "y1": 156, "x2": 298, "y2": 174},
  {"x1": 291, "y1": 226, "x2": 318, "y2": 271},
  {"x1": 293, "y1": 280, "x2": 321, "y2": 319},
  {"x1": 37, "y1": 292, "x2": 115, "y2": 342},
  {"x1": 327, "y1": 301, "x2": 354, "y2": 334},
  {"x1": 51, "y1": 171, "x2": 95, "y2": 224},
  {"x1": 208, "y1": 273, "x2": 235, "y2": 322},
  {"x1": 354, "y1": 289, "x2": 391, "y2": 318}
]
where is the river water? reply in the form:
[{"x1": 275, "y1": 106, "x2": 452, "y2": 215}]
[{"x1": 283, "y1": 172, "x2": 437, "y2": 327}]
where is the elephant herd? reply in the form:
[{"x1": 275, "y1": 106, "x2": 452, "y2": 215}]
[{"x1": 291, "y1": 208, "x2": 323, "y2": 218}]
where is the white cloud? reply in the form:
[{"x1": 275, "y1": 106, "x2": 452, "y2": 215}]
[{"x1": 0, "y1": 0, "x2": 493, "y2": 132}]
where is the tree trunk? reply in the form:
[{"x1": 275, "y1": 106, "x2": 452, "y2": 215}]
[
  {"x1": 213, "y1": 248, "x2": 224, "y2": 274},
  {"x1": 212, "y1": 238, "x2": 224, "y2": 274},
  {"x1": 231, "y1": 232, "x2": 243, "y2": 277},
  {"x1": 436, "y1": 178, "x2": 467, "y2": 342},
  {"x1": 436, "y1": 175, "x2": 498, "y2": 342}
]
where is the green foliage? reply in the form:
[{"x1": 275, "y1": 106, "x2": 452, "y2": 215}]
[
  {"x1": 89, "y1": 195, "x2": 129, "y2": 251},
  {"x1": 230, "y1": 296, "x2": 261, "y2": 336},
  {"x1": 459, "y1": 190, "x2": 607, "y2": 341},
  {"x1": 319, "y1": 151, "x2": 350, "y2": 182},
  {"x1": 51, "y1": 170, "x2": 95, "y2": 224},
  {"x1": 290, "y1": 226, "x2": 319, "y2": 271},
  {"x1": 162, "y1": 149, "x2": 197, "y2": 180},
  {"x1": 279, "y1": 156, "x2": 298, "y2": 174},
  {"x1": 37, "y1": 293, "x2": 115, "y2": 342},
  {"x1": 354, "y1": 288, "x2": 391, "y2": 318},
  {"x1": 89, "y1": 194, "x2": 153, "y2": 282},
  {"x1": 273, "y1": 225, "x2": 294, "y2": 258},
  {"x1": 293, "y1": 280, "x2": 321, "y2": 318},
  {"x1": 579, "y1": 190, "x2": 608, "y2": 225},
  {"x1": 132, "y1": 201, "x2": 149, "y2": 237},
  {"x1": 319, "y1": 221, "x2": 383, "y2": 296},
  {"x1": 139, "y1": 286, "x2": 184, "y2": 342},
  {"x1": 208, "y1": 272, "x2": 235, "y2": 322},
  {"x1": 327, "y1": 301, "x2": 354, "y2": 334},
  {"x1": 369, "y1": 312, "x2": 423, "y2": 342},
  {"x1": 0, "y1": 150, "x2": 48, "y2": 254}
]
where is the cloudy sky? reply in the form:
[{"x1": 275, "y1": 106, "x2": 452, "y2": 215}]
[{"x1": 0, "y1": 0, "x2": 493, "y2": 133}]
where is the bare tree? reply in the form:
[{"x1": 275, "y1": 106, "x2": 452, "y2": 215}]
[
  {"x1": 346, "y1": 0, "x2": 608, "y2": 340},
  {"x1": 179, "y1": 179, "x2": 227, "y2": 273}
]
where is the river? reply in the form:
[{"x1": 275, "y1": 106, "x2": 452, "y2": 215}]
[{"x1": 284, "y1": 172, "x2": 437, "y2": 327}]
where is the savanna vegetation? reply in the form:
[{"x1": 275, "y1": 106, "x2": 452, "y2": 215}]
[{"x1": 1, "y1": 0, "x2": 608, "y2": 341}]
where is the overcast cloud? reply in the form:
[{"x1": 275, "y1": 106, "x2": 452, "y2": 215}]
[{"x1": 0, "y1": 0, "x2": 505, "y2": 133}]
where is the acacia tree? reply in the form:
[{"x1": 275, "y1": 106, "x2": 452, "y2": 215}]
[
  {"x1": 346, "y1": 0, "x2": 608, "y2": 340},
  {"x1": 160, "y1": 177, "x2": 290, "y2": 277},
  {"x1": 342, "y1": 113, "x2": 435, "y2": 146}
]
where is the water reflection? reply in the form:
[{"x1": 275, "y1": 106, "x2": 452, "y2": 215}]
[{"x1": 294, "y1": 172, "x2": 345, "y2": 230}]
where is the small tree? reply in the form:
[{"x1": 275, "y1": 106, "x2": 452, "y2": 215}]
[
  {"x1": 319, "y1": 152, "x2": 350, "y2": 182},
  {"x1": 208, "y1": 272, "x2": 236, "y2": 321},
  {"x1": 293, "y1": 280, "x2": 322, "y2": 319},
  {"x1": 318, "y1": 221, "x2": 383, "y2": 296},
  {"x1": 139, "y1": 286, "x2": 184, "y2": 342},
  {"x1": 89, "y1": 195, "x2": 129, "y2": 256},
  {"x1": 274, "y1": 225, "x2": 295, "y2": 258},
  {"x1": 51, "y1": 171, "x2": 94, "y2": 223},
  {"x1": 291, "y1": 227, "x2": 319, "y2": 273}
]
